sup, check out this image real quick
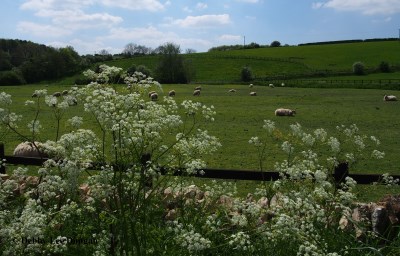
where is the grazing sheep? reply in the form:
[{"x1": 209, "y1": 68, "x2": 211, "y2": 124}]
[
  {"x1": 269, "y1": 83, "x2": 275, "y2": 88},
  {"x1": 384, "y1": 95, "x2": 397, "y2": 101},
  {"x1": 13, "y1": 141, "x2": 48, "y2": 158},
  {"x1": 52, "y1": 92, "x2": 61, "y2": 97},
  {"x1": 168, "y1": 90, "x2": 176, "y2": 97},
  {"x1": 193, "y1": 89, "x2": 201, "y2": 96},
  {"x1": 195, "y1": 86, "x2": 202, "y2": 91},
  {"x1": 250, "y1": 92, "x2": 257, "y2": 96},
  {"x1": 150, "y1": 92, "x2": 158, "y2": 101},
  {"x1": 281, "y1": 82, "x2": 285, "y2": 87},
  {"x1": 62, "y1": 90, "x2": 69, "y2": 96},
  {"x1": 275, "y1": 108, "x2": 296, "y2": 116},
  {"x1": 229, "y1": 89, "x2": 236, "y2": 93},
  {"x1": 148, "y1": 91, "x2": 156, "y2": 97},
  {"x1": 31, "y1": 93, "x2": 38, "y2": 98},
  {"x1": 249, "y1": 84, "x2": 253, "y2": 88}
]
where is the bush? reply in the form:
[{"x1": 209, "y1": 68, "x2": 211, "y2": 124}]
[
  {"x1": 270, "y1": 41, "x2": 281, "y2": 47},
  {"x1": 379, "y1": 61, "x2": 390, "y2": 73},
  {"x1": 241, "y1": 66, "x2": 253, "y2": 82},
  {"x1": 352, "y1": 61, "x2": 366, "y2": 75},
  {"x1": 0, "y1": 70, "x2": 26, "y2": 85}
]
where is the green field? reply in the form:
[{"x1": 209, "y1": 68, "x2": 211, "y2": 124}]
[
  {"x1": 62, "y1": 41, "x2": 400, "y2": 84},
  {"x1": 1, "y1": 83, "x2": 399, "y2": 177}
]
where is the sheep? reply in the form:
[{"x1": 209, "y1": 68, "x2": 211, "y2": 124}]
[
  {"x1": 193, "y1": 89, "x2": 201, "y2": 96},
  {"x1": 249, "y1": 84, "x2": 253, "y2": 88},
  {"x1": 275, "y1": 108, "x2": 296, "y2": 116},
  {"x1": 13, "y1": 141, "x2": 48, "y2": 158},
  {"x1": 62, "y1": 90, "x2": 69, "y2": 96},
  {"x1": 150, "y1": 92, "x2": 158, "y2": 101},
  {"x1": 384, "y1": 95, "x2": 397, "y2": 101},
  {"x1": 269, "y1": 83, "x2": 275, "y2": 88},
  {"x1": 281, "y1": 82, "x2": 285, "y2": 87},
  {"x1": 52, "y1": 92, "x2": 61, "y2": 97},
  {"x1": 195, "y1": 86, "x2": 202, "y2": 91},
  {"x1": 148, "y1": 91, "x2": 156, "y2": 97},
  {"x1": 250, "y1": 92, "x2": 257, "y2": 96},
  {"x1": 168, "y1": 90, "x2": 176, "y2": 97},
  {"x1": 229, "y1": 89, "x2": 236, "y2": 93},
  {"x1": 31, "y1": 92, "x2": 38, "y2": 98}
]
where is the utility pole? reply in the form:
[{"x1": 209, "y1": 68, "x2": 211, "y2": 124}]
[{"x1": 243, "y1": 36, "x2": 246, "y2": 47}]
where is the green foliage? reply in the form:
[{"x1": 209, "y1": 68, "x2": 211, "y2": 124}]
[
  {"x1": 379, "y1": 61, "x2": 390, "y2": 73},
  {"x1": 241, "y1": 66, "x2": 253, "y2": 82},
  {"x1": 352, "y1": 61, "x2": 366, "y2": 75},
  {"x1": 0, "y1": 70, "x2": 26, "y2": 85},
  {"x1": 270, "y1": 41, "x2": 281, "y2": 47},
  {"x1": 155, "y1": 42, "x2": 189, "y2": 83}
]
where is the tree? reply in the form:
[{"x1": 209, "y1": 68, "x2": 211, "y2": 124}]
[
  {"x1": 352, "y1": 61, "x2": 365, "y2": 75},
  {"x1": 185, "y1": 48, "x2": 197, "y2": 54},
  {"x1": 379, "y1": 61, "x2": 390, "y2": 73},
  {"x1": 241, "y1": 66, "x2": 253, "y2": 82},
  {"x1": 270, "y1": 41, "x2": 281, "y2": 47},
  {"x1": 155, "y1": 42, "x2": 188, "y2": 83}
]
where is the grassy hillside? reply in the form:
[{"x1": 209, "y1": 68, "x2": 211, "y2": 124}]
[{"x1": 93, "y1": 41, "x2": 400, "y2": 84}]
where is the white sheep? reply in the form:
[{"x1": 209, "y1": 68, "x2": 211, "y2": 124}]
[
  {"x1": 250, "y1": 92, "x2": 257, "y2": 96},
  {"x1": 281, "y1": 82, "x2": 285, "y2": 87},
  {"x1": 193, "y1": 89, "x2": 201, "y2": 96},
  {"x1": 13, "y1": 141, "x2": 48, "y2": 158},
  {"x1": 195, "y1": 86, "x2": 202, "y2": 91},
  {"x1": 148, "y1": 91, "x2": 156, "y2": 97},
  {"x1": 249, "y1": 84, "x2": 253, "y2": 88},
  {"x1": 150, "y1": 92, "x2": 158, "y2": 101},
  {"x1": 275, "y1": 108, "x2": 296, "y2": 116},
  {"x1": 31, "y1": 92, "x2": 38, "y2": 98},
  {"x1": 229, "y1": 89, "x2": 236, "y2": 93},
  {"x1": 269, "y1": 83, "x2": 275, "y2": 88},
  {"x1": 62, "y1": 90, "x2": 69, "y2": 96},
  {"x1": 384, "y1": 95, "x2": 397, "y2": 101},
  {"x1": 168, "y1": 90, "x2": 176, "y2": 97},
  {"x1": 52, "y1": 92, "x2": 61, "y2": 97}
]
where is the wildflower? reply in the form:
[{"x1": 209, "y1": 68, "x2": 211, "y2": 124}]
[
  {"x1": 263, "y1": 119, "x2": 275, "y2": 133},
  {"x1": 281, "y1": 141, "x2": 294, "y2": 154},
  {"x1": 327, "y1": 137, "x2": 340, "y2": 153},
  {"x1": 371, "y1": 150, "x2": 385, "y2": 159}
]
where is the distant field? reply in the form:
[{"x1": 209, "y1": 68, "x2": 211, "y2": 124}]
[
  {"x1": 1, "y1": 84, "x2": 399, "y2": 177},
  {"x1": 62, "y1": 41, "x2": 400, "y2": 84}
]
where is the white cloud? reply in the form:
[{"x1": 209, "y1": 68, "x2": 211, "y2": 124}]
[
  {"x1": 218, "y1": 34, "x2": 242, "y2": 41},
  {"x1": 20, "y1": 0, "x2": 166, "y2": 12},
  {"x1": 170, "y1": 14, "x2": 231, "y2": 28},
  {"x1": 196, "y1": 2, "x2": 208, "y2": 10},
  {"x1": 17, "y1": 22, "x2": 73, "y2": 37},
  {"x1": 236, "y1": 0, "x2": 259, "y2": 3},
  {"x1": 101, "y1": 0, "x2": 166, "y2": 12},
  {"x1": 183, "y1": 6, "x2": 193, "y2": 13},
  {"x1": 314, "y1": 0, "x2": 400, "y2": 15}
]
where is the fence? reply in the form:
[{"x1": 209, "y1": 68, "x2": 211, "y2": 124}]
[{"x1": 1, "y1": 143, "x2": 399, "y2": 185}]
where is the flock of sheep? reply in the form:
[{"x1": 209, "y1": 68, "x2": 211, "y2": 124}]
[{"x1": 12, "y1": 85, "x2": 397, "y2": 157}]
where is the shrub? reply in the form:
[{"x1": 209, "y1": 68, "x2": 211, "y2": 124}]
[
  {"x1": 0, "y1": 70, "x2": 26, "y2": 85},
  {"x1": 270, "y1": 41, "x2": 281, "y2": 47},
  {"x1": 352, "y1": 61, "x2": 366, "y2": 75},
  {"x1": 379, "y1": 61, "x2": 390, "y2": 73},
  {"x1": 241, "y1": 66, "x2": 253, "y2": 82}
]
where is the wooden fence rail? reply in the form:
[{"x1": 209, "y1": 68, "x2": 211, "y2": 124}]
[{"x1": 1, "y1": 143, "x2": 399, "y2": 185}]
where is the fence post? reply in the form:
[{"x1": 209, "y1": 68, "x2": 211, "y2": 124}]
[{"x1": 0, "y1": 143, "x2": 5, "y2": 174}]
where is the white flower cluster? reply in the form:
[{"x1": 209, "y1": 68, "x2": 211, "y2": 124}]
[
  {"x1": 169, "y1": 222, "x2": 212, "y2": 253},
  {"x1": 380, "y1": 173, "x2": 399, "y2": 187},
  {"x1": 228, "y1": 231, "x2": 254, "y2": 252}
]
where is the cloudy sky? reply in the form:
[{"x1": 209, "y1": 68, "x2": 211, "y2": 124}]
[{"x1": 1, "y1": 0, "x2": 400, "y2": 55}]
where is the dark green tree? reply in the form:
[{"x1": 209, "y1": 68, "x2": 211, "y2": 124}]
[
  {"x1": 155, "y1": 42, "x2": 188, "y2": 83},
  {"x1": 241, "y1": 66, "x2": 253, "y2": 82}
]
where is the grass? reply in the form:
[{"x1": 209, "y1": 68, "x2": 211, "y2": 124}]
[
  {"x1": 1, "y1": 83, "x2": 400, "y2": 202},
  {"x1": 53, "y1": 41, "x2": 400, "y2": 84},
  {"x1": 1, "y1": 83, "x2": 399, "y2": 175}
]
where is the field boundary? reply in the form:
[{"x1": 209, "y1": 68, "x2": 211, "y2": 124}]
[{"x1": 1, "y1": 143, "x2": 398, "y2": 185}]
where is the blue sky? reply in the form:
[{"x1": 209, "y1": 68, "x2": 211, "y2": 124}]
[{"x1": 1, "y1": 0, "x2": 400, "y2": 55}]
